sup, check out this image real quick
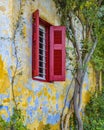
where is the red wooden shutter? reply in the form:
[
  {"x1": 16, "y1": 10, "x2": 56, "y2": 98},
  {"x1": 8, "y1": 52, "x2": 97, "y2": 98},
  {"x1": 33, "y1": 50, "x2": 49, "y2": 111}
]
[
  {"x1": 50, "y1": 26, "x2": 66, "y2": 81},
  {"x1": 32, "y1": 10, "x2": 39, "y2": 79}
]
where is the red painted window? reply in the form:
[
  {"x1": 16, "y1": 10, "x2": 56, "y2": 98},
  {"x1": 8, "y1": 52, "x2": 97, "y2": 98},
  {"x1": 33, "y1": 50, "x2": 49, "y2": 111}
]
[{"x1": 32, "y1": 10, "x2": 66, "y2": 82}]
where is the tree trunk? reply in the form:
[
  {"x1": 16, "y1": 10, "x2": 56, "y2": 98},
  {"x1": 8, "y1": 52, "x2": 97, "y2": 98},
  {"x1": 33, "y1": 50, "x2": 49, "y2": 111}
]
[{"x1": 74, "y1": 70, "x2": 83, "y2": 130}]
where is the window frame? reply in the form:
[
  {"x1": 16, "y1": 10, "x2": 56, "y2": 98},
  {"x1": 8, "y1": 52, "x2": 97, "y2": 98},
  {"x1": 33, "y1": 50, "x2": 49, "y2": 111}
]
[
  {"x1": 32, "y1": 10, "x2": 66, "y2": 82},
  {"x1": 32, "y1": 17, "x2": 51, "y2": 82}
]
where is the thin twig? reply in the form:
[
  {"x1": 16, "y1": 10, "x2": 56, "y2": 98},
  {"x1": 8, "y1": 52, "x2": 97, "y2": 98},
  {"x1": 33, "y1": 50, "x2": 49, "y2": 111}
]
[
  {"x1": 11, "y1": 0, "x2": 22, "y2": 108},
  {"x1": 83, "y1": 39, "x2": 97, "y2": 65}
]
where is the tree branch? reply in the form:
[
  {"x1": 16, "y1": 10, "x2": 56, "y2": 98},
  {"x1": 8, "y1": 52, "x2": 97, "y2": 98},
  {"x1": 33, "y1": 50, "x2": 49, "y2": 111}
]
[
  {"x1": 98, "y1": 0, "x2": 103, "y2": 6},
  {"x1": 60, "y1": 76, "x2": 75, "y2": 130},
  {"x1": 69, "y1": 14, "x2": 82, "y2": 68},
  {"x1": 76, "y1": 10, "x2": 85, "y2": 40},
  {"x1": 74, "y1": 79, "x2": 83, "y2": 130},
  {"x1": 78, "y1": 70, "x2": 86, "y2": 110},
  {"x1": 83, "y1": 39, "x2": 98, "y2": 65},
  {"x1": 64, "y1": 96, "x2": 74, "y2": 130}
]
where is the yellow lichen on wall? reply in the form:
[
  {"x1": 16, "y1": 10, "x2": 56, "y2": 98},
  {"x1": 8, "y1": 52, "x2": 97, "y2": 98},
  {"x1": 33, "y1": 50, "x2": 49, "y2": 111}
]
[
  {"x1": 82, "y1": 90, "x2": 90, "y2": 105},
  {"x1": 0, "y1": 55, "x2": 10, "y2": 120},
  {"x1": 0, "y1": 109, "x2": 8, "y2": 118},
  {"x1": 22, "y1": 25, "x2": 27, "y2": 37},
  {"x1": 82, "y1": 63, "x2": 96, "y2": 107},
  {"x1": 0, "y1": 6, "x2": 6, "y2": 12},
  {"x1": 11, "y1": 83, "x2": 33, "y2": 108},
  {"x1": 88, "y1": 63, "x2": 96, "y2": 91},
  {"x1": 0, "y1": 55, "x2": 10, "y2": 94},
  {"x1": 31, "y1": 0, "x2": 60, "y2": 25},
  {"x1": 27, "y1": 121, "x2": 60, "y2": 130}
]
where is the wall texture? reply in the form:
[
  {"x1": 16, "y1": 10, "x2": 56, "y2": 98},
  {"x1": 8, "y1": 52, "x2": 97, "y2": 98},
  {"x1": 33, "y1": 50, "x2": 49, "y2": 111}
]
[{"x1": 0, "y1": 0, "x2": 96, "y2": 130}]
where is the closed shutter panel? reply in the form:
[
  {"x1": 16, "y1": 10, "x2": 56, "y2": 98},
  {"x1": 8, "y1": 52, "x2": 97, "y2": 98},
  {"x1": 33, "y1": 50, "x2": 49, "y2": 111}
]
[
  {"x1": 32, "y1": 10, "x2": 39, "y2": 78},
  {"x1": 50, "y1": 26, "x2": 66, "y2": 81}
]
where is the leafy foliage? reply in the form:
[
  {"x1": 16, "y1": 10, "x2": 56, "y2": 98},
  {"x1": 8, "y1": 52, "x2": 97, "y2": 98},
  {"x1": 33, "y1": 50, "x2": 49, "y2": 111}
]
[
  {"x1": 91, "y1": 5, "x2": 104, "y2": 71},
  {"x1": 0, "y1": 107, "x2": 29, "y2": 130},
  {"x1": 83, "y1": 91, "x2": 104, "y2": 130}
]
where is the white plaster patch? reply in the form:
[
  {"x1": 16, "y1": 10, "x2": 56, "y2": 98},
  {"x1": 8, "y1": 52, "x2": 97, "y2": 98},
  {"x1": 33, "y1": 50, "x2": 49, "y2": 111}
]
[{"x1": 0, "y1": 15, "x2": 11, "y2": 37}]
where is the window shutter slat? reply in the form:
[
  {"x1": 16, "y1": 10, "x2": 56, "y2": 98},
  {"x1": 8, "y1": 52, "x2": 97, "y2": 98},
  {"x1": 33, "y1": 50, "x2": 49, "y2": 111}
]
[
  {"x1": 50, "y1": 26, "x2": 66, "y2": 81},
  {"x1": 32, "y1": 10, "x2": 39, "y2": 78}
]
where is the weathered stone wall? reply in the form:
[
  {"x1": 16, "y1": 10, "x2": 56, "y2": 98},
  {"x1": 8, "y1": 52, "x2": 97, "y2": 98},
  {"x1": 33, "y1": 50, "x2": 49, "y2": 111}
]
[{"x1": 0, "y1": 0, "x2": 96, "y2": 130}]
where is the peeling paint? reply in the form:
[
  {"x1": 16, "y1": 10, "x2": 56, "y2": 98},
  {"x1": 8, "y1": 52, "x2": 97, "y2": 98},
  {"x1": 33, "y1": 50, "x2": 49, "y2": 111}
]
[{"x1": 0, "y1": 56, "x2": 10, "y2": 94}]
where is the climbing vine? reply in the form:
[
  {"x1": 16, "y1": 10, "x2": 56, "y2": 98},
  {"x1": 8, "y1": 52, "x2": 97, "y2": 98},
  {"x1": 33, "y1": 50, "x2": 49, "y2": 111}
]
[
  {"x1": 11, "y1": 0, "x2": 35, "y2": 109},
  {"x1": 0, "y1": 0, "x2": 35, "y2": 129}
]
